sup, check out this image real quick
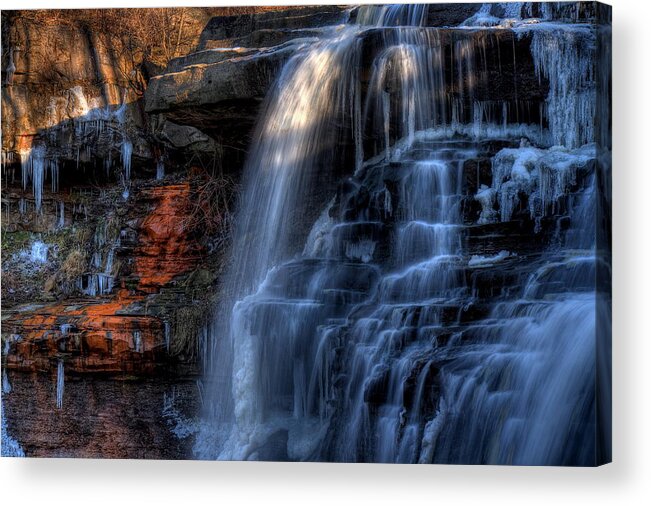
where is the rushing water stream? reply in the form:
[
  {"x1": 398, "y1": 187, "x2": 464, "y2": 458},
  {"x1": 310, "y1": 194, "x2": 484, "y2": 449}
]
[{"x1": 196, "y1": 3, "x2": 610, "y2": 465}]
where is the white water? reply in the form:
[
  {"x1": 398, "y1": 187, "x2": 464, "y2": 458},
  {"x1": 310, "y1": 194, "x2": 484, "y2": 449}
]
[{"x1": 197, "y1": 3, "x2": 608, "y2": 464}]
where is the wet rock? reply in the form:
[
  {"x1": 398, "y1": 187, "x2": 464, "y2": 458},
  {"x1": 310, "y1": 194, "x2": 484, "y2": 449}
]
[
  {"x1": 158, "y1": 120, "x2": 217, "y2": 151},
  {"x1": 197, "y1": 6, "x2": 347, "y2": 49},
  {"x1": 425, "y1": 3, "x2": 482, "y2": 26}
]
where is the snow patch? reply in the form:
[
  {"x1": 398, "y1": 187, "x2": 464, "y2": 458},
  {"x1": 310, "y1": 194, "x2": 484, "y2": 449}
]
[{"x1": 469, "y1": 250, "x2": 514, "y2": 266}]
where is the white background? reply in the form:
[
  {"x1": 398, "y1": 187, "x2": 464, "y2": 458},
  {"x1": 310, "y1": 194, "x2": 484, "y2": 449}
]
[{"x1": 1, "y1": 0, "x2": 649, "y2": 504}]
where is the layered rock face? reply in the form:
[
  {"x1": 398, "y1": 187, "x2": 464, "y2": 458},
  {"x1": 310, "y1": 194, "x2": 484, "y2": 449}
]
[
  {"x1": 1, "y1": 9, "x2": 234, "y2": 374},
  {"x1": 3, "y1": 183, "x2": 207, "y2": 375}
]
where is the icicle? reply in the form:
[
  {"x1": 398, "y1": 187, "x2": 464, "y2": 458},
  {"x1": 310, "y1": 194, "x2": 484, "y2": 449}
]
[
  {"x1": 49, "y1": 158, "x2": 59, "y2": 193},
  {"x1": 57, "y1": 201, "x2": 65, "y2": 228},
  {"x1": 475, "y1": 185, "x2": 498, "y2": 224},
  {"x1": 500, "y1": 2, "x2": 524, "y2": 19},
  {"x1": 164, "y1": 321, "x2": 171, "y2": 352},
  {"x1": 56, "y1": 360, "x2": 65, "y2": 409},
  {"x1": 490, "y1": 145, "x2": 595, "y2": 224},
  {"x1": 2, "y1": 369, "x2": 11, "y2": 394},
  {"x1": 121, "y1": 139, "x2": 133, "y2": 180},
  {"x1": 31, "y1": 147, "x2": 46, "y2": 211},
  {"x1": 105, "y1": 150, "x2": 112, "y2": 177},
  {"x1": 156, "y1": 159, "x2": 165, "y2": 180},
  {"x1": 19, "y1": 149, "x2": 31, "y2": 191},
  {"x1": 133, "y1": 331, "x2": 142, "y2": 353},
  {"x1": 528, "y1": 26, "x2": 595, "y2": 148},
  {"x1": 19, "y1": 146, "x2": 47, "y2": 211}
]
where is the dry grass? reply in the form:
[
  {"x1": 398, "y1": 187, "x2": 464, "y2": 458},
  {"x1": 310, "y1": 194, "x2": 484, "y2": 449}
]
[
  {"x1": 170, "y1": 303, "x2": 209, "y2": 360},
  {"x1": 60, "y1": 249, "x2": 87, "y2": 281},
  {"x1": 187, "y1": 175, "x2": 238, "y2": 231}
]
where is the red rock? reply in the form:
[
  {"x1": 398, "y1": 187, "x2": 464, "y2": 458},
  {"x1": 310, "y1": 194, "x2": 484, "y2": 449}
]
[
  {"x1": 4, "y1": 297, "x2": 165, "y2": 375},
  {"x1": 134, "y1": 183, "x2": 204, "y2": 292},
  {"x1": 3, "y1": 183, "x2": 207, "y2": 376}
]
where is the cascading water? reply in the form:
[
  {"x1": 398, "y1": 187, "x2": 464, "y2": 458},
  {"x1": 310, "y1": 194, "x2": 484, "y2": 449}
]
[
  {"x1": 198, "y1": 17, "x2": 366, "y2": 459},
  {"x1": 198, "y1": 3, "x2": 610, "y2": 465}
]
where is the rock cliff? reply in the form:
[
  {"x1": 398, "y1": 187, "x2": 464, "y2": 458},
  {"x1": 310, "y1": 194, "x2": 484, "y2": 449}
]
[{"x1": 1, "y1": 3, "x2": 610, "y2": 460}]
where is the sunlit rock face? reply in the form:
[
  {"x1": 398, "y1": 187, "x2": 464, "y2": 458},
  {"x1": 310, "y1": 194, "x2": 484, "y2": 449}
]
[
  {"x1": 1, "y1": 15, "x2": 151, "y2": 182},
  {"x1": 133, "y1": 184, "x2": 205, "y2": 291}
]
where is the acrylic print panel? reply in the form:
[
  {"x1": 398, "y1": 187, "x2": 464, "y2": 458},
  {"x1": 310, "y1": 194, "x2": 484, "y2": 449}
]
[{"x1": 1, "y1": 2, "x2": 611, "y2": 465}]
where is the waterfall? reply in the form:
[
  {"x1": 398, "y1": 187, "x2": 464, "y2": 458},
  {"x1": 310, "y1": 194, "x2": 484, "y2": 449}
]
[
  {"x1": 198, "y1": 3, "x2": 609, "y2": 464},
  {"x1": 356, "y1": 3, "x2": 428, "y2": 26},
  {"x1": 198, "y1": 21, "x2": 368, "y2": 460},
  {"x1": 432, "y1": 171, "x2": 600, "y2": 465}
]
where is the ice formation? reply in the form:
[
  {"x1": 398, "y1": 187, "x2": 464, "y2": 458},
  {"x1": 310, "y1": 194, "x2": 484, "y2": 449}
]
[
  {"x1": 468, "y1": 250, "x2": 513, "y2": 266},
  {"x1": 489, "y1": 144, "x2": 595, "y2": 225},
  {"x1": 56, "y1": 360, "x2": 65, "y2": 409},
  {"x1": 29, "y1": 241, "x2": 49, "y2": 264}
]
